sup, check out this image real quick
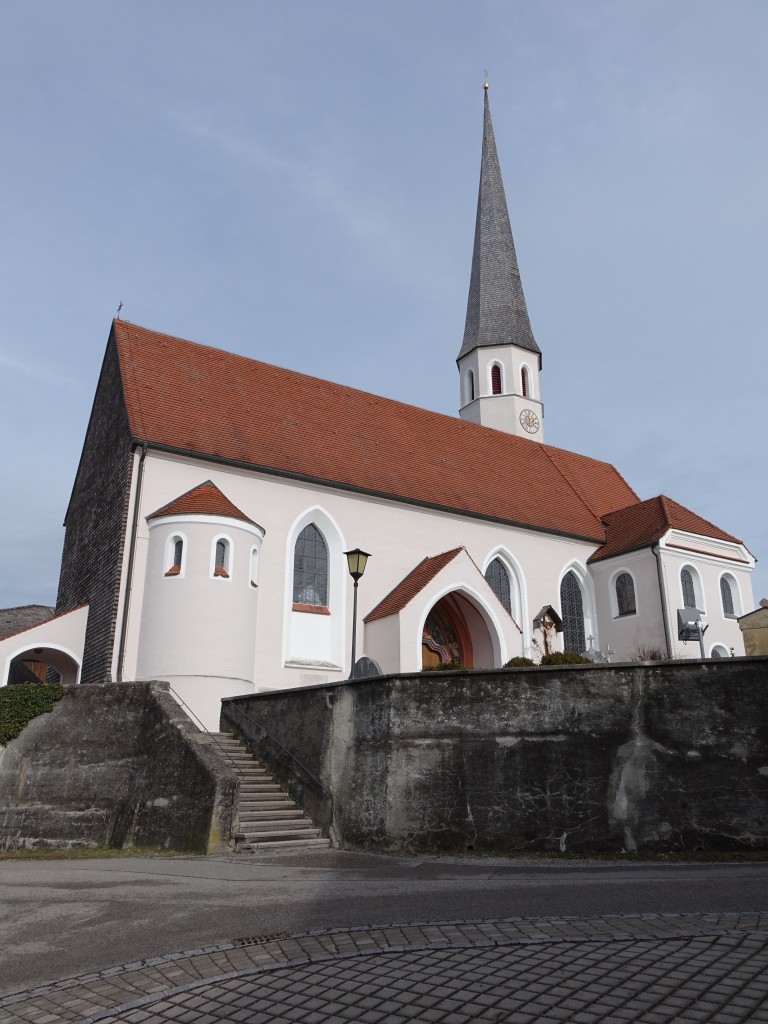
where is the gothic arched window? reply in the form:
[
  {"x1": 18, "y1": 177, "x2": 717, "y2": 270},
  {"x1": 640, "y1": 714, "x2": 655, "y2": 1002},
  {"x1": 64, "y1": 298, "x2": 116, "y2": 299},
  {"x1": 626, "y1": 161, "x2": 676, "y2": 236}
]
[
  {"x1": 720, "y1": 576, "x2": 735, "y2": 617},
  {"x1": 681, "y1": 568, "x2": 696, "y2": 609},
  {"x1": 491, "y1": 364, "x2": 503, "y2": 395},
  {"x1": 468, "y1": 369, "x2": 475, "y2": 403},
  {"x1": 521, "y1": 366, "x2": 529, "y2": 398},
  {"x1": 615, "y1": 572, "x2": 636, "y2": 616},
  {"x1": 485, "y1": 558, "x2": 511, "y2": 614},
  {"x1": 560, "y1": 571, "x2": 586, "y2": 653},
  {"x1": 293, "y1": 524, "x2": 328, "y2": 607}
]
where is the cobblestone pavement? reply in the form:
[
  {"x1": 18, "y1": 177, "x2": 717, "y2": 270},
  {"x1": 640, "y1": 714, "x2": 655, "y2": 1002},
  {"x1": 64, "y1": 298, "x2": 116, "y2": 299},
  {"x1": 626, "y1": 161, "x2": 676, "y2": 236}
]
[{"x1": 2, "y1": 914, "x2": 767, "y2": 1024}]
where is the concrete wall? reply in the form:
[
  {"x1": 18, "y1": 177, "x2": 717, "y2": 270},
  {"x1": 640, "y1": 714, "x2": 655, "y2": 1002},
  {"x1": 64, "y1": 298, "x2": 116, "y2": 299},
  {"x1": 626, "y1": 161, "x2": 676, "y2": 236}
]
[
  {"x1": 0, "y1": 682, "x2": 238, "y2": 853},
  {"x1": 222, "y1": 657, "x2": 768, "y2": 855}
]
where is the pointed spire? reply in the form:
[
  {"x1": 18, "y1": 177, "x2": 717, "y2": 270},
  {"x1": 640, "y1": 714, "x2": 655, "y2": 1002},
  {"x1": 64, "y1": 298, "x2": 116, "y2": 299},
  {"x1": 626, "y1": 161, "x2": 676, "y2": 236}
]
[{"x1": 458, "y1": 87, "x2": 541, "y2": 363}]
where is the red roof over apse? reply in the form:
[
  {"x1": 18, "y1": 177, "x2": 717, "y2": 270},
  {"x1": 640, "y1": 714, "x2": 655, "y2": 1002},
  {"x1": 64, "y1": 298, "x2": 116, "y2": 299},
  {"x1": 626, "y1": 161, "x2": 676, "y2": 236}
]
[
  {"x1": 147, "y1": 480, "x2": 257, "y2": 525},
  {"x1": 590, "y1": 495, "x2": 743, "y2": 563},
  {"x1": 113, "y1": 320, "x2": 639, "y2": 542}
]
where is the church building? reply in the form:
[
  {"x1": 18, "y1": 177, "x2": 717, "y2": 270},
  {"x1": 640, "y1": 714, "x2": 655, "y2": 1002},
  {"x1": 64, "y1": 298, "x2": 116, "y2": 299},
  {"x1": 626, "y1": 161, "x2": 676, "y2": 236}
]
[{"x1": 0, "y1": 89, "x2": 755, "y2": 730}]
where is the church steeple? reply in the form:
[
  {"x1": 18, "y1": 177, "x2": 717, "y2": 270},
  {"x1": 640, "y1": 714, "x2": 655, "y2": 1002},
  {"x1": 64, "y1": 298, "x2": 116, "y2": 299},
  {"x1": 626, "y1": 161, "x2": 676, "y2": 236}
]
[{"x1": 457, "y1": 85, "x2": 545, "y2": 442}]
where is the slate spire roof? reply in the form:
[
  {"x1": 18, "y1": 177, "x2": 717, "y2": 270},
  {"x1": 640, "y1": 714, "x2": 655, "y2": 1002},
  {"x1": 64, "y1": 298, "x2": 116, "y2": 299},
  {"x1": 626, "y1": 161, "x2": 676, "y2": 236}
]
[{"x1": 458, "y1": 86, "x2": 541, "y2": 365}]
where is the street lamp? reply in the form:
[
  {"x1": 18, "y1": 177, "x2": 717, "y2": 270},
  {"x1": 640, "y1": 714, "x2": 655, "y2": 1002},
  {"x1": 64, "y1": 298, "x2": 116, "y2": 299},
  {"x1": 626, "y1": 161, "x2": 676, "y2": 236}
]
[{"x1": 345, "y1": 548, "x2": 370, "y2": 679}]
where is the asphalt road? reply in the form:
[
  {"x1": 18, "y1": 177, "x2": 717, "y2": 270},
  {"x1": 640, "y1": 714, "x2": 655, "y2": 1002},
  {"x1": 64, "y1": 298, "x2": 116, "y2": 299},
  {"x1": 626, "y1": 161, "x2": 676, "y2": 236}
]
[{"x1": 2, "y1": 851, "x2": 767, "y2": 997}]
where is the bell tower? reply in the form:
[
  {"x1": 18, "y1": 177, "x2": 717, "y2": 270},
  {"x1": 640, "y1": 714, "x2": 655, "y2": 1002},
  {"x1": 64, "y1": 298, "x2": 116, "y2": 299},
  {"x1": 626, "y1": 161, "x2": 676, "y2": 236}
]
[{"x1": 458, "y1": 85, "x2": 544, "y2": 442}]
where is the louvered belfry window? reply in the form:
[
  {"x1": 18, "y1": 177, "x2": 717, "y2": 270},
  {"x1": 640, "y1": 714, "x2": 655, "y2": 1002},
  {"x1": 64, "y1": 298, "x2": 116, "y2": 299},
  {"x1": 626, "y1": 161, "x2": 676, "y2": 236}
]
[
  {"x1": 485, "y1": 558, "x2": 511, "y2": 614},
  {"x1": 293, "y1": 524, "x2": 329, "y2": 606},
  {"x1": 615, "y1": 572, "x2": 636, "y2": 616},
  {"x1": 720, "y1": 576, "x2": 735, "y2": 616},
  {"x1": 491, "y1": 364, "x2": 502, "y2": 395},
  {"x1": 681, "y1": 569, "x2": 696, "y2": 608},
  {"x1": 560, "y1": 571, "x2": 586, "y2": 653},
  {"x1": 521, "y1": 367, "x2": 529, "y2": 398}
]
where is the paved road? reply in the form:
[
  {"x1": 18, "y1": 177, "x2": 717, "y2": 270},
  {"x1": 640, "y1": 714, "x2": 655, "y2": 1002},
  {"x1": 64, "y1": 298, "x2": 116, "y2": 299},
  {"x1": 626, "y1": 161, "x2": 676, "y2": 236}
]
[{"x1": 2, "y1": 852, "x2": 767, "y2": 1022}]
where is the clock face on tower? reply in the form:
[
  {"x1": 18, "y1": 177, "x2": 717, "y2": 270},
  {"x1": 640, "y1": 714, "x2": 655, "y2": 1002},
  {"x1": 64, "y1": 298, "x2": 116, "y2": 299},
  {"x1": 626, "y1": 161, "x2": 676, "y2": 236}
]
[{"x1": 519, "y1": 409, "x2": 540, "y2": 434}]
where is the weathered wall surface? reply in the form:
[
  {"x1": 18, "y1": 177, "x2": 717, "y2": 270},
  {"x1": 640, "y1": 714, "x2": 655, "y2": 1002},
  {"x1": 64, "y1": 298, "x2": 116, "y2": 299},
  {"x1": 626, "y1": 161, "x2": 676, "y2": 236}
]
[
  {"x1": 222, "y1": 657, "x2": 768, "y2": 854},
  {"x1": 0, "y1": 682, "x2": 237, "y2": 852},
  {"x1": 55, "y1": 333, "x2": 135, "y2": 684}
]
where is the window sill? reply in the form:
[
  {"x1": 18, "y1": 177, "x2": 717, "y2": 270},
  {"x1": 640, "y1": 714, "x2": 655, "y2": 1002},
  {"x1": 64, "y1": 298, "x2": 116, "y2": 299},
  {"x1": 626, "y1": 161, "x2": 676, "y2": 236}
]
[
  {"x1": 164, "y1": 566, "x2": 182, "y2": 577},
  {"x1": 614, "y1": 611, "x2": 637, "y2": 619},
  {"x1": 292, "y1": 603, "x2": 330, "y2": 615},
  {"x1": 213, "y1": 568, "x2": 230, "y2": 579}
]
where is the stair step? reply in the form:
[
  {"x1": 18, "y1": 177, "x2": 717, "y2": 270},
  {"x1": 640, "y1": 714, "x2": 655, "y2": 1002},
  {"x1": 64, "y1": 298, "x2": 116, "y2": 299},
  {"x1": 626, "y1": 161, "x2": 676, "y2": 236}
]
[
  {"x1": 239, "y1": 810, "x2": 307, "y2": 821},
  {"x1": 235, "y1": 828, "x2": 322, "y2": 842},
  {"x1": 238, "y1": 838, "x2": 331, "y2": 852},
  {"x1": 239, "y1": 804, "x2": 294, "y2": 814},
  {"x1": 238, "y1": 820, "x2": 314, "y2": 833}
]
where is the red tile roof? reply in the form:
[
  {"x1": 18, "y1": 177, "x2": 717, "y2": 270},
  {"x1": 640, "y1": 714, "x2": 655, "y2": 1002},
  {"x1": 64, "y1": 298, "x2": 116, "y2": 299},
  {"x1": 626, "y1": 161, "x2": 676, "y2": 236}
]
[
  {"x1": 365, "y1": 549, "x2": 463, "y2": 622},
  {"x1": 113, "y1": 321, "x2": 639, "y2": 542},
  {"x1": 590, "y1": 495, "x2": 742, "y2": 563},
  {"x1": 147, "y1": 480, "x2": 256, "y2": 525}
]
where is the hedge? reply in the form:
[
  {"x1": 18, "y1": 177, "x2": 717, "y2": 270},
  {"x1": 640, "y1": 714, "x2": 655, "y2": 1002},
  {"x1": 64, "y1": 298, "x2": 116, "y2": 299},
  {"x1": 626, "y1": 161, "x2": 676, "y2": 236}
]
[{"x1": 0, "y1": 683, "x2": 65, "y2": 745}]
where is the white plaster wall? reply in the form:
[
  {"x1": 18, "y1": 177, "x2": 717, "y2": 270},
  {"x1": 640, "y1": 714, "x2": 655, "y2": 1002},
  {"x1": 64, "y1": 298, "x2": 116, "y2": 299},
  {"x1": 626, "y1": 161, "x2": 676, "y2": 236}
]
[
  {"x1": 458, "y1": 346, "x2": 544, "y2": 441},
  {"x1": 120, "y1": 452, "x2": 598, "y2": 698},
  {"x1": 659, "y1": 545, "x2": 754, "y2": 658},
  {"x1": 135, "y1": 515, "x2": 262, "y2": 687},
  {"x1": 160, "y1": 675, "x2": 256, "y2": 733},
  {"x1": 113, "y1": 451, "x2": 755, "y2": 729},
  {"x1": 0, "y1": 606, "x2": 89, "y2": 686},
  {"x1": 591, "y1": 551, "x2": 667, "y2": 661}
]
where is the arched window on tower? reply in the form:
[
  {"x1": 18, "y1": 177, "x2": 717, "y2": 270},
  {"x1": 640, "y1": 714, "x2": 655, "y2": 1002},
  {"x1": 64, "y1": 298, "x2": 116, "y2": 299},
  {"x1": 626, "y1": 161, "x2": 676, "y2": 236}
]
[
  {"x1": 615, "y1": 572, "x2": 636, "y2": 617},
  {"x1": 521, "y1": 366, "x2": 529, "y2": 398},
  {"x1": 293, "y1": 523, "x2": 329, "y2": 608},
  {"x1": 485, "y1": 558, "x2": 511, "y2": 614},
  {"x1": 467, "y1": 369, "x2": 475, "y2": 403},
  {"x1": 214, "y1": 538, "x2": 231, "y2": 578},
  {"x1": 165, "y1": 536, "x2": 184, "y2": 577},
  {"x1": 491, "y1": 364, "x2": 502, "y2": 395},
  {"x1": 560, "y1": 571, "x2": 586, "y2": 653}
]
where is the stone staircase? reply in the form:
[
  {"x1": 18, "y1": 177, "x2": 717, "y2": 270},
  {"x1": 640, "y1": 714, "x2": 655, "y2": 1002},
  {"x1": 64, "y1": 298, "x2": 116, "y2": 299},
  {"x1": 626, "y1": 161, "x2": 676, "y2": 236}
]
[{"x1": 209, "y1": 732, "x2": 330, "y2": 853}]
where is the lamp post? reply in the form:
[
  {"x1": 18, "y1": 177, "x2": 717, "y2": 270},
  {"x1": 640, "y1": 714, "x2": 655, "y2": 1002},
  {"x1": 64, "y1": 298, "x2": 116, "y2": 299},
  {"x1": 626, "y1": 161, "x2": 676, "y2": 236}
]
[{"x1": 345, "y1": 548, "x2": 370, "y2": 679}]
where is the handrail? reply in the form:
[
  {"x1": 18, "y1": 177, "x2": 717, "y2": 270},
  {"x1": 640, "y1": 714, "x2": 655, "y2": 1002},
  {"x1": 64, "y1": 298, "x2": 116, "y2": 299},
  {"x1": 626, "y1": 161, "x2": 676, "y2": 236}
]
[
  {"x1": 222, "y1": 698, "x2": 326, "y2": 795},
  {"x1": 166, "y1": 685, "x2": 248, "y2": 779}
]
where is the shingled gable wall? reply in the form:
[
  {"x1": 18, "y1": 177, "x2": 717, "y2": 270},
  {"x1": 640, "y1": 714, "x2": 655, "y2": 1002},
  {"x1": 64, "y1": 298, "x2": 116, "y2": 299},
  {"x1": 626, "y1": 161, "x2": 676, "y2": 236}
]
[{"x1": 56, "y1": 331, "x2": 135, "y2": 684}]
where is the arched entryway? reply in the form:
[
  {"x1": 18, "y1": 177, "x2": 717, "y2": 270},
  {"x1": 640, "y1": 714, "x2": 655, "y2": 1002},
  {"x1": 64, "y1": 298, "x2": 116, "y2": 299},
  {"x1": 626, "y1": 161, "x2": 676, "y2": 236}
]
[
  {"x1": 3, "y1": 645, "x2": 80, "y2": 687},
  {"x1": 421, "y1": 591, "x2": 499, "y2": 669}
]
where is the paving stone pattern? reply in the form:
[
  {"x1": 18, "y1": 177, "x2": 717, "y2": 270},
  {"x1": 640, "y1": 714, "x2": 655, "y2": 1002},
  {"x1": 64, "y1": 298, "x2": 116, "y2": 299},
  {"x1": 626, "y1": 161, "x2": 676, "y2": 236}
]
[{"x1": 2, "y1": 914, "x2": 767, "y2": 1024}]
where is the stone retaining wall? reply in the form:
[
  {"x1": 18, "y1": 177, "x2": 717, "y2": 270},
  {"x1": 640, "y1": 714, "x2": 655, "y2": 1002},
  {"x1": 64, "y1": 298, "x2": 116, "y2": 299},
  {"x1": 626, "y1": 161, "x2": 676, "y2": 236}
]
[
  {"x1": 222, "y1": 657, "x2": 768, "y2": 854},
  {"x1": 0, "y1": 681, "x2": 237, "y2": 852}
]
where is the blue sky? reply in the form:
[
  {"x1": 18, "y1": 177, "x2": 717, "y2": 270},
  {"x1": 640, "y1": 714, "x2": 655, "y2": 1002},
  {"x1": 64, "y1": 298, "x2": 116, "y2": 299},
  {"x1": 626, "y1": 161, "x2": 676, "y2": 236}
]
[{"x1": 0, "y1": 0, "x2": 765, "y2": 608}]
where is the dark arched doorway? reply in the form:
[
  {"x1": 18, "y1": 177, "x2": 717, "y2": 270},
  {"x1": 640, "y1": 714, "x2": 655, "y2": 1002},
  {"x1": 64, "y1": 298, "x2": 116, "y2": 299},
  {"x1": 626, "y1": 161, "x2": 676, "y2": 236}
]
[
  {"x1": 5, "y1": 646, "x2": 80, "y2": 686},
  {"x1": 422, "y1": 595, "x2": 474, "y2": 669}
]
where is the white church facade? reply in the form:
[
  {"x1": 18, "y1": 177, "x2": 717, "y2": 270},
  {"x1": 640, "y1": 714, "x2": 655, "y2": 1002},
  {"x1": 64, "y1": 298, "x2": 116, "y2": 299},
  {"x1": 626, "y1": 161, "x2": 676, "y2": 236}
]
[{"x1": 0, "y1": 89, "x2": 755, "y2": 730}]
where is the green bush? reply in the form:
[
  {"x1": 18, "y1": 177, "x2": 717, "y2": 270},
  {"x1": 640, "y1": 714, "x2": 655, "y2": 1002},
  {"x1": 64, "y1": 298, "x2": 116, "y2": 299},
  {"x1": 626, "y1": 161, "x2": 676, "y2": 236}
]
[
  {"x1": 421, "y1": 662, "x2": 465, "y2": 672},
  {"x1": 540, "y1": 651, "x2": 592, "y2": 666},
  {"x1": 504, "y1": 656, "x2": 534, "y2": 668},
  {"x1": 0, "y1": 683, "x2": 65, "y2": 745}
]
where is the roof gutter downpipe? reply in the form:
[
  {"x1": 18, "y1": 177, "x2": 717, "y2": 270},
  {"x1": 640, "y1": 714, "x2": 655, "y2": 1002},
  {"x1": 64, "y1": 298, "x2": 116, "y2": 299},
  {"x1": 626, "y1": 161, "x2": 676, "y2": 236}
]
[
  {"x1": 652, "y1": 542, "x2": 673, "y2": 659},
  {"x1": 116, "y1": 442, "x2": 148, "y2": 682}
]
